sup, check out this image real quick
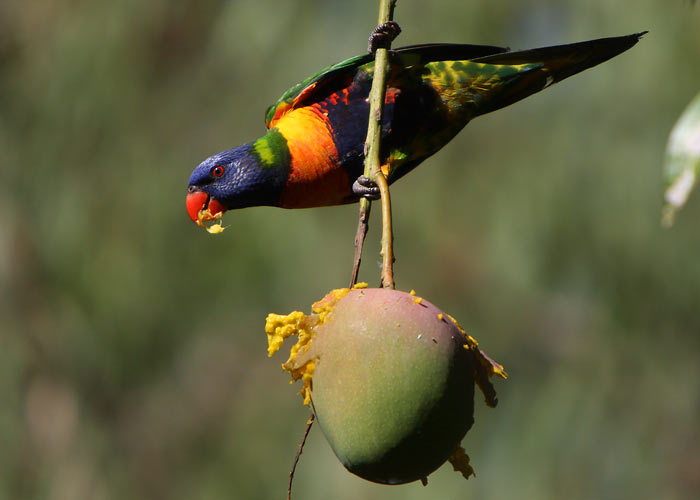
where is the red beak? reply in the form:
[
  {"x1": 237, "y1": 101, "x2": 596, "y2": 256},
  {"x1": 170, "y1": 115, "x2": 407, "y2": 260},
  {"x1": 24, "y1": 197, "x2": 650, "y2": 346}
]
[{"x1": 186, "y1": 191, "x2": 226, "y2": 224}]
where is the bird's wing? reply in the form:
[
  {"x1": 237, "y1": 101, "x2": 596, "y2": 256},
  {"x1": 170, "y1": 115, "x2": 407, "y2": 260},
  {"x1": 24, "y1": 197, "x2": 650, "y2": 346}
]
[{"x1": 264, "y1": 43, "x2": 509, "y2": 128}]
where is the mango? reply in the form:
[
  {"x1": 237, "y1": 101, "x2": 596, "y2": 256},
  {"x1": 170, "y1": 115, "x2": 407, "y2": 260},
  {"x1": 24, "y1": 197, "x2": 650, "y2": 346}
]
[{"x1": 301, "y1": 288, "x2": 476, "y2": 484}]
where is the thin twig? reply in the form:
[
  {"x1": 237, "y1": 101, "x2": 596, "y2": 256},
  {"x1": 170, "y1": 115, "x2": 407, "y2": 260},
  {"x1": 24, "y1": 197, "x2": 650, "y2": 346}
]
[
  {"x1": 287, "y1": 414, "x2": 315, "y2": 500},
  {"x1": 350, "y1": 199, "x2": 371, "y2": 286}
]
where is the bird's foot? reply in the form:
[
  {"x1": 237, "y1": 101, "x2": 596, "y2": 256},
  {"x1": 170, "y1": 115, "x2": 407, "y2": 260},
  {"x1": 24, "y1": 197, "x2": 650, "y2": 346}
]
[
  {"x1": 368, "y1": 21, "x2": 401, "y2": 53},
  {"x1": 352, "y1": 175, "x2": 381, "y2": 200}
]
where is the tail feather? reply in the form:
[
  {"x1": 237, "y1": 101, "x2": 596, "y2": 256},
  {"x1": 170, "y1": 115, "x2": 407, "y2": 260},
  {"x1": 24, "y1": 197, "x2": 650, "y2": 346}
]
[
  {"x1": 473, "y1": 32, "x2": 646, "y2": 82},
  {"x1": 465, "y1": 32, "x2": 647, "y2": 117}
]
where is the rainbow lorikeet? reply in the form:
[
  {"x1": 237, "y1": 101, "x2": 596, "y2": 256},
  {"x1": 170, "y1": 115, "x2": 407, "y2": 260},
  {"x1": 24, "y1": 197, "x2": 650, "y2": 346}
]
[{"x1": 186, "y1": 32, "x2": 645, "y2": 231}]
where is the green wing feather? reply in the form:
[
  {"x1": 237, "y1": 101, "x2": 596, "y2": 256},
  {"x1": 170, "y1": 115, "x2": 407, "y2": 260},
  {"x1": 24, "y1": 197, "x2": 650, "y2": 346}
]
[
  {"x1": 264, "y1": 53, "x2": 372, "y2": 127},
  {"x1": 264, "y1": 33, "x2": 645, "y2": 127},
  {"x1": 264, "y1": 43, "x2": 508, "y2": 127}
]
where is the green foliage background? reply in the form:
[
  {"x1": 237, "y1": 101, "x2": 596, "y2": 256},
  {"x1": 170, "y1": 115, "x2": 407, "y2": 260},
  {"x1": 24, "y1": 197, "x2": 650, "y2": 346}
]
[{"x1": 1, "y1": 1, "x2": 698, "y2": 499}]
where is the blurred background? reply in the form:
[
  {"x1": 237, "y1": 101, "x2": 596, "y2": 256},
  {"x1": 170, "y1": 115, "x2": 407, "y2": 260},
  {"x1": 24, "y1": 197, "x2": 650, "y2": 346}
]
[{"x1": 1, "y1": 1, "x2": 699, "y2": 499}]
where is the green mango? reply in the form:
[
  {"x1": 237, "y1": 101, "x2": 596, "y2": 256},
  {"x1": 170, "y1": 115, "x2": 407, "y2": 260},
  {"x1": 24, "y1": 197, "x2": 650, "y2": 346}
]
[{"x1": 307, "y1": 288, "x2": 475, "y2": 484}]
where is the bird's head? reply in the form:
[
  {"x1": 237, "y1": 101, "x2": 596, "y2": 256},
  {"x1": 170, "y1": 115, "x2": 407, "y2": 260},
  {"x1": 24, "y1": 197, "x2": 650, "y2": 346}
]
[{"x1": 186, "y1": 142, "x2": 287, "y2": 233}]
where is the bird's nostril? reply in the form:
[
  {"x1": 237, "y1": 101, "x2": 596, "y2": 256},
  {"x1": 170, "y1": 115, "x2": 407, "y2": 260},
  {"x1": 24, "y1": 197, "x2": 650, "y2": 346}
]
[{"x1": 188, "y1": 185, "x2": 196, "y2": 193}]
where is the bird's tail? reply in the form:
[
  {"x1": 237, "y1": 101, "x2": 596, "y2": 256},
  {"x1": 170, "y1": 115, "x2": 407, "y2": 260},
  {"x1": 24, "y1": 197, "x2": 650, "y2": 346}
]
[{"x1": 459, "y1": 32, "x2": 647, "y2": 117}]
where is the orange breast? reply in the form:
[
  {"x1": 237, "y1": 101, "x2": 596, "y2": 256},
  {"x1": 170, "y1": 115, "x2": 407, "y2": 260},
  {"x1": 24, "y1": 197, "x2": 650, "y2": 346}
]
[{"x1": 274, "y1": 105, "x2": 350, "y2": 208}]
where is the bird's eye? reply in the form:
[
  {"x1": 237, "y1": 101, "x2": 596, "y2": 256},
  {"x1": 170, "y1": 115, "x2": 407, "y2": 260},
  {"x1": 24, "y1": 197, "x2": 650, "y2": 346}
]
[{"x1": 211, "y1": 165, "x2": 225, "y2": 178}]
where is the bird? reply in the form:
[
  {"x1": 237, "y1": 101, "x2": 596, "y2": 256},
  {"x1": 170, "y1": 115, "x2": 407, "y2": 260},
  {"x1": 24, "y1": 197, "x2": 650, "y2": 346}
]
[{"x1": 186, "y1": 32, "x2": 646, "y2": 232}]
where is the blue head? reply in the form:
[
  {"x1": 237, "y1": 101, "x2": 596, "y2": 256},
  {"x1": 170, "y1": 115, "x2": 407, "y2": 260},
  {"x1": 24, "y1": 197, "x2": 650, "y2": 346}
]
[{"x1": 186, "y1": 140, "x2": 289, "y2": 224}]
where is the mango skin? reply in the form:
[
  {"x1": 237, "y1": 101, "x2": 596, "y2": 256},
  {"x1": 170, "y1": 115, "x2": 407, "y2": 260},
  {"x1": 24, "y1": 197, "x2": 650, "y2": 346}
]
[{"x1": 309, "y1": 288, "x2": 475, "y2": 484}]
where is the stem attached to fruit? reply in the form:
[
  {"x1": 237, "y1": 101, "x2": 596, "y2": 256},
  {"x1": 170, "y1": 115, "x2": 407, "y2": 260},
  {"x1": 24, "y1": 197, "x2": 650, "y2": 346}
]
[{"x1": 352, "y1": 0, "x2": 397, "y2": 289}]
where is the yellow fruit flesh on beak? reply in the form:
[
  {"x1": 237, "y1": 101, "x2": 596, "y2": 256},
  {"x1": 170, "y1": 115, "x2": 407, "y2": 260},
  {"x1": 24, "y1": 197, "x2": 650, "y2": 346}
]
[{"x1": 197, "y1": 207, "x2": 226, "y2": 234}]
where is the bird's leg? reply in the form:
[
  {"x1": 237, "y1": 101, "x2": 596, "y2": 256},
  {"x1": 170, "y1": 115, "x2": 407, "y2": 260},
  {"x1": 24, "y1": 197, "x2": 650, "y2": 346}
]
[
  {"x1": 367, "y1": 21, "x2": 401, "y2": 54},
  {"x1": 352, "y1": 175, "x2": 381, "y2": 200}
]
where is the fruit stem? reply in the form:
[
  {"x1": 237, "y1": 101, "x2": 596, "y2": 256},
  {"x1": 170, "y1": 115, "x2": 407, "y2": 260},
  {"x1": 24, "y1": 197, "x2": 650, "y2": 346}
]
[
  {"x1": 376, "y1": 170, "x2": 395, "y2": 289},
  {"x1": 353, "y1": 0, "x2": 397, "y2": 289}
]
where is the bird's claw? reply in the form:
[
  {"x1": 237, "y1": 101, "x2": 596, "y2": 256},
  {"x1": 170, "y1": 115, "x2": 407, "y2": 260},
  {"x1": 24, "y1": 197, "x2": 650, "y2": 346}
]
[
  {"x1": 368, "y1": 21, "x2": 401, "y2": 53},
  {"x1": 352, "y1": 175, "x2": 381, "y2": 200}
]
